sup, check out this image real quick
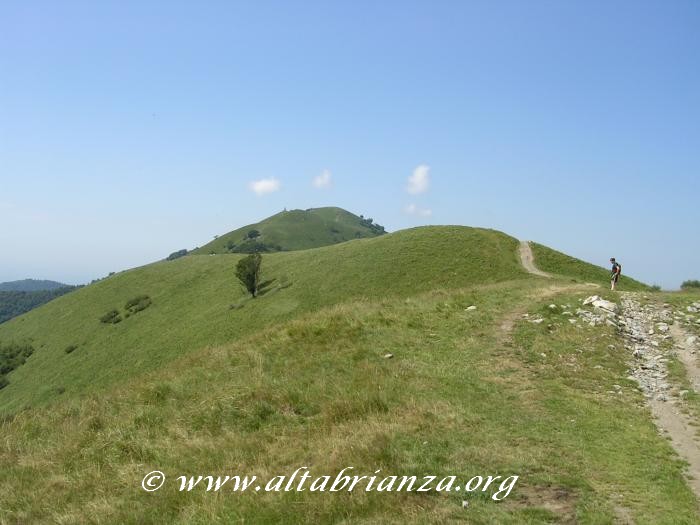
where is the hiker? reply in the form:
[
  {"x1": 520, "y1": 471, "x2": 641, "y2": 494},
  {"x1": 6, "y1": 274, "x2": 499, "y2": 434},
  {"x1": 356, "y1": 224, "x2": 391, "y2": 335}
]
[{"x1": 610, "y1": 257, "x2": 622, "y2": 290}]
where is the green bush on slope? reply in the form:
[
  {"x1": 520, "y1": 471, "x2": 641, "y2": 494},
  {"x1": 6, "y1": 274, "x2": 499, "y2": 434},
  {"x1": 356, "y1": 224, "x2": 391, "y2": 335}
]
[{"x1": 0, "y1": 342, "x2": 34, "y2": 389}]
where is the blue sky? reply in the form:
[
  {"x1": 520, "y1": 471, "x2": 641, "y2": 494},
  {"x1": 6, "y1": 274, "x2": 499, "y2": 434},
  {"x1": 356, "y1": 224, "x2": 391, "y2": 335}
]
[{"x1": 1, "y1": 1, "x2": 698, "y2": 288}]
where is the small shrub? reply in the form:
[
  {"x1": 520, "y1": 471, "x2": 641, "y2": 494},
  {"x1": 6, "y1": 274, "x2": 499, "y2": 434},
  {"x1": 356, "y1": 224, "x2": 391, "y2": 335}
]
[
  {"x1": 0, "y1": 341, "x2": 35, "y2": 389},
  {"x1": 681, "y1": 280, "x2": 700, "y2": 290},
  {"x1": 100, "y1": 309, "x2": 122, "y2": 324},
  {"x1": 64, "y1": 344, "x2": 78, "y2": 354},
  {"x1": 230, "y1": 240, "x2": 274, "y2": 253},
  {"x1": 166, "y1": 249, "x2": 188, "y2": 261},
  {"x1": 651, "y1": 284, "x2": 662, "y2": 291},
  {"x1": 125, "y1": 295, "x2": 152, "y2": 314}
]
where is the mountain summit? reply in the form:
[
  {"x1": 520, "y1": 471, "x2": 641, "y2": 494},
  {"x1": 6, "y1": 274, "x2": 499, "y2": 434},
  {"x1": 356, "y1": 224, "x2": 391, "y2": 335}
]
[{"x1": 191, "y1": 207, "x2": 386, "y2": 255}]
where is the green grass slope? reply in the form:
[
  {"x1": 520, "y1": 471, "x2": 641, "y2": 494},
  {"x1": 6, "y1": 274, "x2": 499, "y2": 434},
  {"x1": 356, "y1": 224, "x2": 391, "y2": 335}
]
[
  {"x1": 0, "y1": 226, "x2": 525, "y2": 412},
  {"x1": 191, "y1": 207, "x2": 386, "y2": 255},
  {"x1": 1, "y1": 283, "x2": 696, "y2": 523},
  {"x1": 530, "y1": 242, "x2": 650, "y2": 291}
]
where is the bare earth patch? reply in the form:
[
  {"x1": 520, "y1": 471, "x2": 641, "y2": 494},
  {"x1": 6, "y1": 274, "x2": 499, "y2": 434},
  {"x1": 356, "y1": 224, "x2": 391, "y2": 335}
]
[{"x1": 506, "y1": 485, "x2": 578, "y2": 523}]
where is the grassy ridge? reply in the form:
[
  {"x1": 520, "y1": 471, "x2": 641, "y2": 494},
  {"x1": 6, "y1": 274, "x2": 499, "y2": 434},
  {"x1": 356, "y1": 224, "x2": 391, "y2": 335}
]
[
  {"x1": 191, "y1": 207, "x2": 385, "y2": 255},
  {"x1": 530, "y1": 243, "x2": 650, "y2": 291},
  {"x1": 1, "y1": 282, "x2": 696, "y2": 523},
  {"x1": 0, "y1": 226, "x2": 525, "y2": 412}
]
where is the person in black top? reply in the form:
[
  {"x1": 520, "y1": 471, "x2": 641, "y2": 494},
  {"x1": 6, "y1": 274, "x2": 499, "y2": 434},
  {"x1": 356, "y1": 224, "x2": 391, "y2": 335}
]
[{"x1": 610, "y1": 257, "x2": 622, "y2": 291}]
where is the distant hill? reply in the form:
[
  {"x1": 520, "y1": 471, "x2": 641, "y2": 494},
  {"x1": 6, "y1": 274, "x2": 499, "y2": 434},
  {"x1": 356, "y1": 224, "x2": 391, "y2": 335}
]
[
  {"x1": 0, "y1": 286, "x2": 78, "y2": 325},
  {"x1": 0, "y1": 279, "x2": 69, "y2": 292},
  {"x1": 190, "y1": 207, "x2": 386, "y2": 255}
]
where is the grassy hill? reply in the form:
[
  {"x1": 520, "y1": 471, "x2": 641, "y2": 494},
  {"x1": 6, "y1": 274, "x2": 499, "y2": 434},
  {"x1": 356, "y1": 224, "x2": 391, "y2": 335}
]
[
  {"x1": 530, "y1": 242, "x2": 650, "y2": 291},
  {"x1": 2, "y1": 281, "x2": 695, "y2": 523},
  {"x1": 0, "y1": 226, "x2": 524, "y2": 412},
  {"x1": 191, "y1": 207, "x2": 386, "y2": 255},
  {"x1": 4, "y1": 224, "x2": 691, "y2": 524},
  {"x1": 0, "y1": 279, "x2": 69, "y2": 292}
]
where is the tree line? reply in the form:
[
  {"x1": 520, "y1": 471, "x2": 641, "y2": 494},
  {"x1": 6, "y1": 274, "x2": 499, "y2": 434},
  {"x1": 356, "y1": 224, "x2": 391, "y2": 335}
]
[{"x1": 0, "y1": 286, "x2": 78, "y2": 324}]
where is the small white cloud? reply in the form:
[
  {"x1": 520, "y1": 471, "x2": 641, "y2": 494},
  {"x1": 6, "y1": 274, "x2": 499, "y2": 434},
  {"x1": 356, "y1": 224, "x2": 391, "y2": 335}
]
[
  {"x1": 249, "y1": 177, "x2": 281, "y2": 196},
  {"x1": 313, "y1": 169, "x2": 332, "y2": 189},
  {"x1": 404, "y1": 203, "x2": 432, "y2": 217},
  {"x1": 406, "y1": 164, "x2": 430, "y2": 194}
]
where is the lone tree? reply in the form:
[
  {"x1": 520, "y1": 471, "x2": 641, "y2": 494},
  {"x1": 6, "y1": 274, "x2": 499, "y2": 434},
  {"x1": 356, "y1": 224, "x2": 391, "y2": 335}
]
[
  {"x1": 681, "y1": 280, "x2": 700, "y2": 290},
  {"x1": 235, "y1": 253, "x2": 262, "y2": 297}
]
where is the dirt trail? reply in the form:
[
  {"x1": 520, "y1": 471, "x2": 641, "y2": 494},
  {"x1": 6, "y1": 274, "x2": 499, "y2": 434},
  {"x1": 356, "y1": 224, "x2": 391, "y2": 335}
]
[
  {"x1": 518, "y1": 240, "x2": 551, "y2": 278},
  {"x1": 621, "y1": 293, "x2": 700, "y2": 499},
  {"x1": 671, "y1": 323, "x2": 700, "y2": 391}
]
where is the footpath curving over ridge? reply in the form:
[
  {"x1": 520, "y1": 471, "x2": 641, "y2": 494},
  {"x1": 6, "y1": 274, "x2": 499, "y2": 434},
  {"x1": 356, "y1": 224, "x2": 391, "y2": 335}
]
[{"x1": 518, "y1": 240, "x2": 551, "y2": 278}]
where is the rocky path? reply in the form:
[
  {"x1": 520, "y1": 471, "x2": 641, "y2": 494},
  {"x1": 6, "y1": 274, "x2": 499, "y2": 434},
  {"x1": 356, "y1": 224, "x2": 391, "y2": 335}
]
[
  {"x1": 620, "y1": 293, "x2": 700, "y2": 498},
  {"x1": 518, "y1": 241, "x2": 551, "y2": 278}
]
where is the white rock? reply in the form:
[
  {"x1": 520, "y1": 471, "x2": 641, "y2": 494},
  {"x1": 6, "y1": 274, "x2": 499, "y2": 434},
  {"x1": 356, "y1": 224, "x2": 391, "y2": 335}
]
[
  {"x1": 592, "y1": 299, "x2": 619, "y2": 313},
  {"x1": 465, "y1": 305, "x2": 477, "y2": 311},
  {"x1": 583, "y1": 295, "x2": 600, "y2": 306}
]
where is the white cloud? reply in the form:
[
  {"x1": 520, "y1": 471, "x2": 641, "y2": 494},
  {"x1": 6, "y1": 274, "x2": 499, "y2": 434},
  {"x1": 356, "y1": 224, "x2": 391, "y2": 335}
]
[
  {"x1": 249, "y1": 177, "x2": 281, "y2": 196},
  {"x1": 313, "y1": 169, "x2": 332, "y2": 189},
  {"x1": 404, "y1": 203, "x2": 432, "y2": 217},
  {"x1": 406, "y1": 164, "x2": 430, "y2": 194}
]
